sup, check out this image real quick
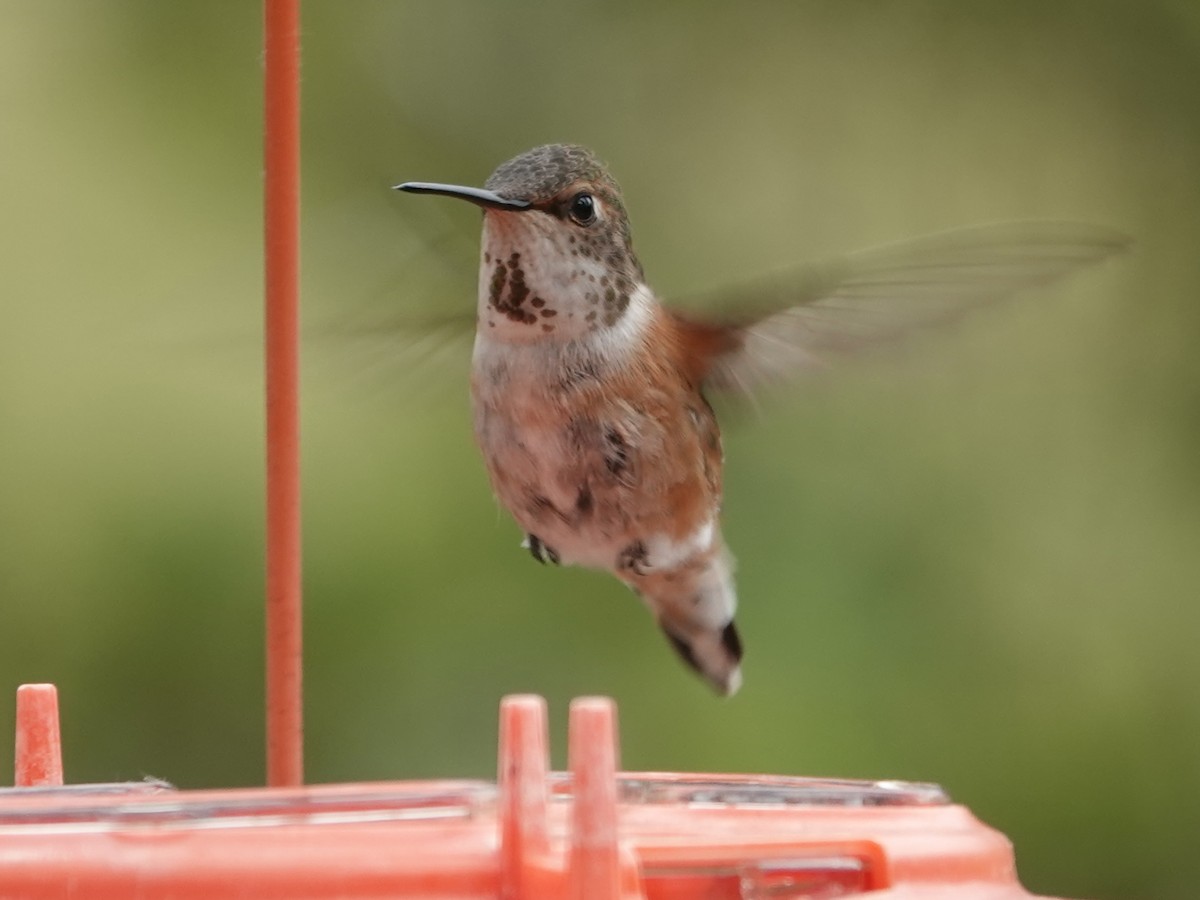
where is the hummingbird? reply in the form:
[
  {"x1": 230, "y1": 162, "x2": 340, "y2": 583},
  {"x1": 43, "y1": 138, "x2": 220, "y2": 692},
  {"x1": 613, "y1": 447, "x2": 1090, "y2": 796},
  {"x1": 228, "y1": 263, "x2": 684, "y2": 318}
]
[{"x1": 395, "y1": 143, "x2": 1128, "y2": 695}]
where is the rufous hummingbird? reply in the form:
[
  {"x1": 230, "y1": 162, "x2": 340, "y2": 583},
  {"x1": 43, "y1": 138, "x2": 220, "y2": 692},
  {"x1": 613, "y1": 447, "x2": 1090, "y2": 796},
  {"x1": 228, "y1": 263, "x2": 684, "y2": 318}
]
[{"x1": 395, "y1": 143, "x2": 1127, "y2": 695}]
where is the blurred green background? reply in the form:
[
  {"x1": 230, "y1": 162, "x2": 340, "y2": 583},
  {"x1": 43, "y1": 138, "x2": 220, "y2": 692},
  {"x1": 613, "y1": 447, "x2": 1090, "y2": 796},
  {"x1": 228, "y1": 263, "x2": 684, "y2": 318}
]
[{"x1": 2, "y1": 2, "x2": 1197, "y2": 897}]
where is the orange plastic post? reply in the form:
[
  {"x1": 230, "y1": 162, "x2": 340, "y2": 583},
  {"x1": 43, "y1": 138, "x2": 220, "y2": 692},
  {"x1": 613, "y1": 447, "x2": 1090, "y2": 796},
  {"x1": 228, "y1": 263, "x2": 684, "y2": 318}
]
[
  {"x1": 13, "y1": 684, "x2": 63, "y2": 787},
  {"x1": 498, "y1": 695, "x2": 549, "y2": 899},
  {"x1": 568, "y1": 697, "x2": 622, "y2": 900},
  {"x1": 263, "y1": 0, "x2": 303, "y2": 788}
]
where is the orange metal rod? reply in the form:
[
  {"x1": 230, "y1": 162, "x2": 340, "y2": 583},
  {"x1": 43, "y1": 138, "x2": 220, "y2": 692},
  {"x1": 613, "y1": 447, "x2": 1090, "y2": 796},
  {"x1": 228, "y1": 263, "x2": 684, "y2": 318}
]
[{"x1": 263, "y1": 0, "x2": 303, "y2": 788}]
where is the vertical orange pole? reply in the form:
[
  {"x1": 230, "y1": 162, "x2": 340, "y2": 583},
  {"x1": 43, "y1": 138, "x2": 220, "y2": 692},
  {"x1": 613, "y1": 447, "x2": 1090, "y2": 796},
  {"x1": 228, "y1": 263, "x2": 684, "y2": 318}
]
[{"x1": 263, "y1": 0, "x2": 303, "y2": 788}]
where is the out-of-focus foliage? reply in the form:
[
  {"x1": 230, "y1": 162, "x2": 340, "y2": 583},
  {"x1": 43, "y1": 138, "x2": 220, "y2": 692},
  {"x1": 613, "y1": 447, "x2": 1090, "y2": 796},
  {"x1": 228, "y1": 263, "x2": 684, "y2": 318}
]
[{"x1": 1, "y1": 3, "x2": 1197, "y2": 898}]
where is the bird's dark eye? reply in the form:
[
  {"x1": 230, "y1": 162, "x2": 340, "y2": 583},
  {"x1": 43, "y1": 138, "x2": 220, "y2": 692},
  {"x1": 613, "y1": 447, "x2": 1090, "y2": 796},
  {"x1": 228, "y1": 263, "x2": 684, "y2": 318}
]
[{"x1": 568, "y1": 192, "x2": 597, "y2": 226}]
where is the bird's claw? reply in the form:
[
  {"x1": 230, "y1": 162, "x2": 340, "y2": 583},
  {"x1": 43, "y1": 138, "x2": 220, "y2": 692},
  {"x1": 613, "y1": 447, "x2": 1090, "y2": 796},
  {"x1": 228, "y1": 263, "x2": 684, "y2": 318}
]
[{"x1": 523, "y1": 534, "x2": 560, "y2": 565}]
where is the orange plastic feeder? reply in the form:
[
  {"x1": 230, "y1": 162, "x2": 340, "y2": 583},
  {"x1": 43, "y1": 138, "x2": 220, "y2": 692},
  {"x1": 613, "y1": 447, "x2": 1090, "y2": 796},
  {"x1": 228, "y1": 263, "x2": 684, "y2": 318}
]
[{"x1": 4, "y1": 689, "x2": 1070, "y2": 899}]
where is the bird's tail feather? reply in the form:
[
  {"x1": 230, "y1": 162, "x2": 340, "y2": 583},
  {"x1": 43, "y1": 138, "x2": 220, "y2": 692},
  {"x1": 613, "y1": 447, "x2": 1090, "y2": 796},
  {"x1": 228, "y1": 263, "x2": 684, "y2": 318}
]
[
  {"x1": 660, "y1": 618, "x2": 744, "y2": 696},
  {"x1": 626, "y1": 535, "x2": 743, "y2": 695}
]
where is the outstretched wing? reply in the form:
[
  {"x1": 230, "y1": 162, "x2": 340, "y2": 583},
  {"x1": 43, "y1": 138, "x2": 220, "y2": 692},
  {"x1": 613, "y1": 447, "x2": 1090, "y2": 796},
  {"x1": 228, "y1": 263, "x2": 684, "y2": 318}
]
[
  {"x1": 670, "y1": 220, "x2": 1130, "y2": 395},
  {"x1": 307, "y1": 307, "x2": 477, "y2": 400}
]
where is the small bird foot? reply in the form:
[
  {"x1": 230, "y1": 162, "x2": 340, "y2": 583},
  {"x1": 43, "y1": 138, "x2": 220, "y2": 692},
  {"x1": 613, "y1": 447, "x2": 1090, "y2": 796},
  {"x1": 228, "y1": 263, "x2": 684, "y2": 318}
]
[
  {"x1": 615, "y1": 539, "x2": 650, "y2": 576},
  {"x1": 522, "y1": 534, "x2": 560, "y2": 565}
]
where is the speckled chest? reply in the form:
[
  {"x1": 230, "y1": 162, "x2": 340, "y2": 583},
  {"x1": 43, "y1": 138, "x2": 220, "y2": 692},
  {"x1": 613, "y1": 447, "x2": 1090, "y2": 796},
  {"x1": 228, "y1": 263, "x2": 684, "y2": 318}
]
[
  {"x1": 468, "y1": 336, "x2": 641, "y2": 569},
  {"x1": 468, "y1": 321, "x2": 725, "y2": 578}
]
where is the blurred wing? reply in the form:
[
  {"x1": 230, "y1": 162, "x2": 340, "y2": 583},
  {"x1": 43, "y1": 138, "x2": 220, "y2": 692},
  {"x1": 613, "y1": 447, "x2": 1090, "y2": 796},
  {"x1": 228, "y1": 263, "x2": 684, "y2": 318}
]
[
  {"x1": 674, "y1": 220, "x2": 1130, "y2": 395},
  {"x1": 307, "y1": 308, "x2": 476, "y2": 399}
]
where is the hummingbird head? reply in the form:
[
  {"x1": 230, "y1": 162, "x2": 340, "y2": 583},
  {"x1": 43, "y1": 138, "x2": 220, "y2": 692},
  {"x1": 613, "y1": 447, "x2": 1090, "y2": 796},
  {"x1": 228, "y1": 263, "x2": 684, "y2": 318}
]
[{"x1": 397, "y1": 144, "x2": 649, "y2": 343}]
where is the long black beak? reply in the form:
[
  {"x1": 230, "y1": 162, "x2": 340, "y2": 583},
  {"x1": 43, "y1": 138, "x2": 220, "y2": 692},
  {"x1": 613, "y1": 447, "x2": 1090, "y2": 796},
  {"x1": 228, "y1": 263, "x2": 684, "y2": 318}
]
[{"x1": 393, "y1": 182, "x2": 532, "y2": 211}]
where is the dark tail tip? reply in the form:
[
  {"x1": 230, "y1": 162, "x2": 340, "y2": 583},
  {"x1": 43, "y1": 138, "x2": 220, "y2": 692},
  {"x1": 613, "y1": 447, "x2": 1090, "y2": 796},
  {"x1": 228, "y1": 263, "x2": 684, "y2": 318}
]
[
  {"x1": 660, "y1": 619, "x2": 744, "y2": 696},
  {"x1": 721, "y1": 621, "x2": 744, "y2": 662},
  {"x1": 663, "y1": 629, "x2": 700, "y2": 673}
]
